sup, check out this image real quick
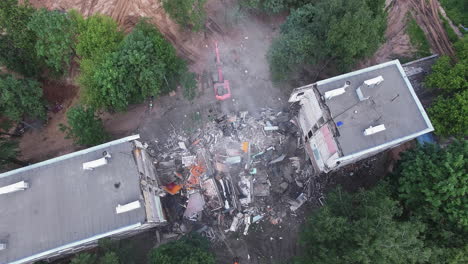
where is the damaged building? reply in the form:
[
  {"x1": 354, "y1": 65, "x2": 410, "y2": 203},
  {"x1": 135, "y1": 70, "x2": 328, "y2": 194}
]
[
  {"x1": 0, "y1": 135, "x2": 166, "y2": 264},
  {"x1": 289, "y1": 60, "x2": 434, "y2": 173}
]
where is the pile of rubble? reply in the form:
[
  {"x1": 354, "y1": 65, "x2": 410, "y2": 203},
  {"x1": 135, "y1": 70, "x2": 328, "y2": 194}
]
[{"x1": 145, "y1": 107, "x2": 324, "y2": 242}]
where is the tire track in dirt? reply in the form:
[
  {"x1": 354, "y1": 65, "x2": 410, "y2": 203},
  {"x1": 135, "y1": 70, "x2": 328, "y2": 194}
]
[
  {"x1": 111, "y1": 0, "x2": 132, "y2": 26},
  {"x1": 409, "y1": 0, "x2": 455, "y2": 58}
]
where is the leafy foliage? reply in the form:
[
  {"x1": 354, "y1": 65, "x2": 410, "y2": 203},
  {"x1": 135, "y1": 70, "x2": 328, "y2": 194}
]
[
  {"x1": 424, "y1": 37, "x2": 467, "y2": 137},
  {"x1": 240, "y1": 0, "x2": 309, "y2": 13},
  {"x1": 60, "y1": 105, "x2": 109, "y2": 146},
  {"x1": 181, "y1": 72, "x2": 197, "y2": 100},
  {"x1": 406, "y1": 17, "x2": 431, "y2": 58},
  {"x1": 162, "y1": 0, "x2": 206, "y2": 31},
  {"x1": 268, "y1": 0, "x2": 386, "y2": 81},
  {"x1": 148, "y1": 234, "x2": 215, "y2": 264},
  {"x1": 296, "y1": 186, "x2": 430, "y2": 264},
  {"x1": 80, "y1": 20, "x2": 186, "y2": 111},
  {"x1": 394, "y1": 141, "x2": 468, "y2": 230},
  {"x1": 28, "y1": 8, "x2": 76, "y2": 75},
  {"x1": 428, "y1": 90, "x2": 468, "y2": 138},
  {"x1": 0, "y1": 74, "x2": 46, "y2": 121},
  {"x1": 439, "y1": 0, "x2": 467, "y2": 26},
  {"x1": 74, "y1": 12, "x2": 124, "y2": 59},
  {"x1": 0, "y1": 137, "x2": 20, "y2": 170},
  {"x1": 424, "y1": 56, "x2": 467, "y2": 93},
  {"x1": 0, "y1": 0, "x2": 42, "y2": 77},
  {"x1": 70, "y1": 253, "x2": 97, "y2": 264},
  {"x1": 98, "y1": 252, "x2": 120, "y2": 264}
]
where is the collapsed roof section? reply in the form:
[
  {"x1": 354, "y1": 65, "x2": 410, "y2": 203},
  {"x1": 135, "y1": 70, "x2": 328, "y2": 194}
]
[{"x1": 289, "y1": 60, "x2": 433, "y2": 172}]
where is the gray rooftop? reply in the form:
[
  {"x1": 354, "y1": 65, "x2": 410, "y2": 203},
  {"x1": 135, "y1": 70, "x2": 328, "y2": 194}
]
[
  {"x1": 316, "y1": 60, "x2": 433, "y2": 156},
  {"x1": 0, "y1": 137, "x2": 145, "y2": 264}
]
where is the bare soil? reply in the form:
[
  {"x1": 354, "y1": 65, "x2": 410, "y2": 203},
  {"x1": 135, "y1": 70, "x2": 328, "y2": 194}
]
[{"x1": 16, "y1": 0, "x2": 432, "y2": 263}]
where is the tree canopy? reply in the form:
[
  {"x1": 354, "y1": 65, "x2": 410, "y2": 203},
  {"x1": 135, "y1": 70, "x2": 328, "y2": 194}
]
[
  {"x1": 162, "y1": 0, "x2": 206, "y2": 31},
  {"x1": 241, "y1": 0, "x2": 309, "y2": 13},
  {"x1": 74, "y1": 12, "x2": 124, "y2": 59},
  {"x1": 0, "y1": 0, "x2": 42, "y2": 77},
  {"x1": 425, "y1": 37, "x2": 467, "y2": 137},
  {"x1": 394, "y1": 141, "x2": 468, "y2": 230},
  {"x1": 268, "y1": 0, "x2": 386, "y2": 81},
  {"x1": 80, "y1": 20, "x2": 186, "y2": 111},
  {"x1": 60, "y1": 105, "x2": 109, "y2": 146},
  {"x1": 296, "y1": 186, "x2": 430, "y2": 264},
  {"x1": 0, "y1": 74, "x2": 46, "y2": 121},
  {"x1": 428, "y1": 90, "x2": 468, "y2": 138},
  {"x1": 148, "y1": 234, "x2": 215, "y2": 264},
  {"x1": 28, "y1": 8, "x2": 76, "y2": 75},
  {"x1": 0, "y1": 137, "x2": 21, "y2": 171}
]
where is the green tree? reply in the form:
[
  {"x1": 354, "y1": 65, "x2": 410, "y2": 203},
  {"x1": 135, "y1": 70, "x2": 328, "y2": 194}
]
[
  {"x1": 0, "y1": 137, "x2": 28, "y2": 170},
  {"x1": 148, "y1": 234, "x2": 215, "y2": 264},
  {"x1": 60, "y1": 105, "x2": 109, "y2": 146},
  {"x1": 268, "y1": 0, "x2": 386, "y2": 81},
  {"x1": 28, "y1": 8, "x2": 76, "y2": 75},
  {"x1": 162, "y1": 0, "x2": 206, "y2": 31},
  {"x1": 424, "y1": 56, "x2": 467, "y2": 93},
  {"x1": 181, "y1": 72, "x2": 197, "y2": 100},
  {"x1": 296, "y1": 186, "x2": 430, "y2": 264},
  {"x1": 428, "y1": 90, "x2": 468, "y2": 137},
  {"x1": 0, "y1": 0, "x2": 42, "y2": 77},
  {"x1": 241, "y1": 0, "x2": 309, "y2": 13},
  {"x1": 0, "y1": 74, "x2": 46, "y2": 121},
  {"x1": 80, "y1": 20, "x2": 186, "y2": 111},
  {"x1": 99, "y1": 252, "x2": 120, "y2": 264},
  {"x1": 70, "y1": 253, "x2": 97, "y2": 264},
  {"x1": 394, "y1": 141, "x2": 468, "y2": 230},
  {"x1": 74, "y1": 13, "x2": 124, "y2": 59}
]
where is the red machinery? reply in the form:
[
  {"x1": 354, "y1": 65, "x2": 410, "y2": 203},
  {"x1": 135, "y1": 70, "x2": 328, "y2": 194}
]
[{"x1": 213, "y1": 41, "x2": 231, "y2": 101}]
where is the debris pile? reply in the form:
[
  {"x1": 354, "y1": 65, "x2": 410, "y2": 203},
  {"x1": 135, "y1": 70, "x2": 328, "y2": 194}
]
[{"x1": 145, "y1": 107, "x2": 325, "y2": 242}]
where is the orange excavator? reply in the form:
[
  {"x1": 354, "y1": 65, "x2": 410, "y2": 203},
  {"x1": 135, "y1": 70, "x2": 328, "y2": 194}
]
[
  {"x1": 213, "y1": 41, "x2": 231, "y2": 101},
  {"x1": 233, "y1": 257, "x2": 240, "y2": 264}
]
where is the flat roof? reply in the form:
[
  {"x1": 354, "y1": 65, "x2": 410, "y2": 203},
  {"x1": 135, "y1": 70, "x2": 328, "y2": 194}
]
[
  {"x1": 0, "y1": 136, "x2": 145, "y2": 264},
  {"x1": 316, "y1": 60, "x2": 433, "y2": 156}
]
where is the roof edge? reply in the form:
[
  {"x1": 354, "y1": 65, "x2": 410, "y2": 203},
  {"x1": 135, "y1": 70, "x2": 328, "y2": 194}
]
[
  {"x1": 0, "y1": 134, "x2": 140, "y2": 179},
  {"x1": 316, "y1": 60, "x2": 399, "y2": 86},
  {"x1": 8, "y1": 222, "x2": 142, "y2": 264},
  {"x1": 395, "y1": 60, "x2": 434, "y2": 131},
  {"x1": 335, "y1": 127, "x2": 434, "y2": 162}
]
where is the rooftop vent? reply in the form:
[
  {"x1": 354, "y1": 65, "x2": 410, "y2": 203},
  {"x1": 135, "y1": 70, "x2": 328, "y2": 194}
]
[
  {"x1": 83, "y1": 151, "x2": 112, "y2": 170},
  {"x1": 116, "y1": 200, "x2": 141, "y2": 214},
  {"x1": 0, "y1": 242, "x2": 7, "y2": 251},
  {"x1": 0, "y1": 181, "x2": 29, "y2": 195},
  {"x1": 356, "y1": 86, "x2": 369, "y2": 101},
  {"x1": 324, "y1": 81, "x2": 350, "y2": 100},
  {"x1": 364, "y1": 76, "x2": 384, "y2": 88},
  {"x1": 364, "y1": 124, "x2": 386, "y2": 136}
]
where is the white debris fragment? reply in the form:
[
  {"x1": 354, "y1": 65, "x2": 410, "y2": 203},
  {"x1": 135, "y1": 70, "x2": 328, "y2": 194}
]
[
  {"x1": 178, "y1": 142, "x2": 187, "y2": 150},
  {"x1": 289, "y1": 193, "x2": 308, "y2": 211}
]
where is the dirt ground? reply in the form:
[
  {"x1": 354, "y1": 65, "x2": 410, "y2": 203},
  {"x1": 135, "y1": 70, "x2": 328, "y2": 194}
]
[{"x1": 14, "y1": 0, "x2": 445, "y2": 263}]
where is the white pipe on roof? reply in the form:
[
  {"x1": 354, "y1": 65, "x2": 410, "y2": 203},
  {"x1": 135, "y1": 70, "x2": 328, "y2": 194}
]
[{"x1": 0, "y1": 181, "x2": 29, "y2": 195}]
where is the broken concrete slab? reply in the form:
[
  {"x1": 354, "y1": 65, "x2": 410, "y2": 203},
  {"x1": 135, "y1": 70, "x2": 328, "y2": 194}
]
[
  {"x1": 269, "y1": 154, "x2": 286, "y2": 165},
  {"x1": 289, "y1": 193, "x2": 307, "y2": 212}
]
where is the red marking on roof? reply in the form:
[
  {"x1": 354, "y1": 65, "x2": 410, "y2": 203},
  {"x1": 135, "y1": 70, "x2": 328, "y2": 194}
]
[{"x1": 320, "y1": 126, "x2": 337, "y2": 154}]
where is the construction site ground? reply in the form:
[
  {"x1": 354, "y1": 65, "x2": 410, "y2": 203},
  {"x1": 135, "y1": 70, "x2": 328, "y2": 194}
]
[{"x1": 14, "y1": 0, "x2": 460, "y2": 263}]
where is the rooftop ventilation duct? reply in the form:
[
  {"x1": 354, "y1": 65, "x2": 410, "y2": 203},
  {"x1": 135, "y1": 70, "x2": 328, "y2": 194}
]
[
  {"x1": 356, "y1": 86, "x2": 369, "y2": 101},
  {"x1": 324, "y1": 81, "x2": 350, "y2": 100},
  {"x1": 364, "y1": 76, "x2": 384, "y2": 88},
  {"x1": 83, "y1": 151, "x2": 112, "y2": 170},
  {"x1": 364, "y1": 124, "x2": 386, "y2": 136},
  {"x1": 0, "y1": 181, "x2": 29, "y2": 195},
  {"x1": 116, "y1": 200, "x2": 141, "y2": 214}
]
